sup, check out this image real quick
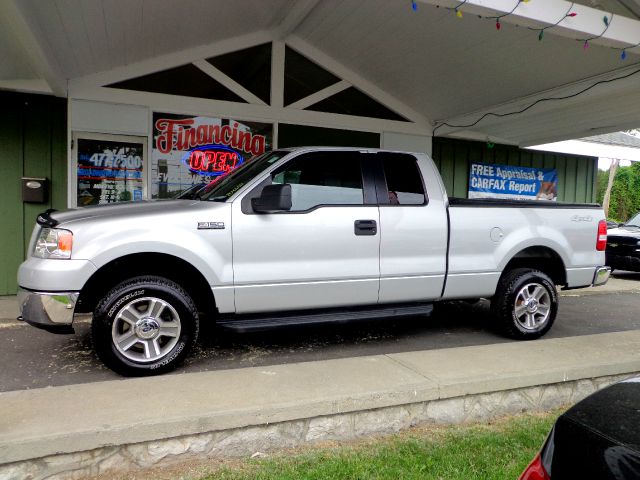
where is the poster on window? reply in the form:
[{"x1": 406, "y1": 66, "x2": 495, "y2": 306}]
[
  {"x1": 76, "y1": 138, "x2": 145, "y2": 206},
  {"x1": 468, "y1": 162, "x2": 558, "y2": 201},
  {"x1": 151, "y1": 112, "x2": 273, "y2": 199}
]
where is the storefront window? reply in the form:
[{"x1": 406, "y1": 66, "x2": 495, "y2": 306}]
[
  {"x1": 151, "y1": 112, "x2": 273, "y2": 199},
  {"x1": 75, "y1": 135, "x2": 146, "y2": 206}
]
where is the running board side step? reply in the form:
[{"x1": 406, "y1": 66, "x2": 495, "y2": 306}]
[{"x1": 217, "y1": 303, "x2": 433, "y2": 333}]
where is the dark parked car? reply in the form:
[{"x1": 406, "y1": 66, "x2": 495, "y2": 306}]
[
  {"x1": 605, "y1": 213, "x2": 640, "y2": 272},
  {"x1": 519, "y1": 377, "x2": 640, "y2": 479}
]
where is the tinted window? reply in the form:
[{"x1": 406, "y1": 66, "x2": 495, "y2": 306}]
[
  {"x1": 272, "y1": 152, "x2": 364, "y2": 211},
  {"x1": 207, "y1": 43, "x2": 272, "y2": 104},
  {"x1": 382, "y1": 155, "x2": 426, "y2": 205},
  {"x1": 107, "y1": 64, "x2": 245, "y2": 103},
  {"x1": 201, "y1": 151, "x2": 288, "y2": 201}
]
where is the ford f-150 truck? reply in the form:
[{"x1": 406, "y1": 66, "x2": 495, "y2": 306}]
[{"x1": 17, "y1": 147, "x2": 611, "y2": 375}]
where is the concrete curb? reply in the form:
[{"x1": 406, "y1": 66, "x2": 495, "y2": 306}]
[{"x1": 1, "y1": 331, "x2": 639, "y2": 479}]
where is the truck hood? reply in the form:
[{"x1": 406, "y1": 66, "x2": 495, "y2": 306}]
[
  {"x1": 607, "y1": 226, "x2": 640, "y2": 241},
  {"x1": 47, "y1": 200, "x2": 221, "y2": 226}
]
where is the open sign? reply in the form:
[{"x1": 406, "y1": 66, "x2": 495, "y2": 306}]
[{"x1": 182, "y1": 145, "x2": 244, "y2": 176}]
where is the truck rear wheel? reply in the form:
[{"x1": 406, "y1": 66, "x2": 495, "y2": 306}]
[
  {"x1": 92, "y1": 276, "x2": 199, "y2": 376},
  {"x1": 491, "y1": 268, "x2": 557, "y2": 340}
]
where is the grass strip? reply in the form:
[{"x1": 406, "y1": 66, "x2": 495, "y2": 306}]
[{"x1": 201, "y1": 410, "x2": 559, "y2": 480}]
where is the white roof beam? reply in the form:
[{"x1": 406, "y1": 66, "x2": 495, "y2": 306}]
[
  {"x1": 287, "y1": 36, "x2": 432, "y2": 127},
  {"x1": 417, "y1": 0, "x2": 640, "y2": 51},
  {"x1": 287, "y1": 80, "x2": 351, "y2": 110},
  {"x1": 0, "y1": 0, "x2": 66, "y2": 96},
  {"x1": 193, "y1": 60, "x2": 267, "y2": 106},
  {"x1": 70, "y1": 30, "x2": 273, "y2": 92}
]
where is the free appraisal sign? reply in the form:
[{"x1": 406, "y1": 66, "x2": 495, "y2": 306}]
[{"x1": 468, "y1": 162, "x2": 558, "y2": 201}]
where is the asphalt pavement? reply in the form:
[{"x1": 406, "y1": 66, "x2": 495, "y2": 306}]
[{"x1": 1, "y1": 272, "x2": 639, "y2": 393}]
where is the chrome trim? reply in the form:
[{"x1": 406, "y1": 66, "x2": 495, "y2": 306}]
[
  {"x1": 17, "y1": 288, "x2": 79, "y2": 328},
  {"x1": 592, "y1": 266, "x2": 611, "y2": 287}
]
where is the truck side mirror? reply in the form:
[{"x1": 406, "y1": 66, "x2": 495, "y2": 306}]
[{"x1": 251, "y1": 184, "x2": 292, "y2": 213}]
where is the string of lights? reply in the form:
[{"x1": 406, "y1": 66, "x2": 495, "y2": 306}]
[
  {"x1": 528, "y1": 3, "x2": 577, "y2": 41},
  {"x1": 410, "y1": 1, "x2": 640, "y2": 60},
  {"x1": 446, "y1": 0, "x2": 469, "y2": 18},
  {"x1": 431, "y1": 66, "x2": 640, "y2": 136},
  {"x1": 487, "y1": 0, "x2": 530, "y2": 31},
  {"x1": 580, "y1": 14, "x2": 613, "y2": 50}
]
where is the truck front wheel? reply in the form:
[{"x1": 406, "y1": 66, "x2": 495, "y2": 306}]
[
  {"x1": 92, "y1": 276, "x2": 199, "y2": 376},
  {"x1": 491, "y1": 268, "x2": 557, "y2": 340}
]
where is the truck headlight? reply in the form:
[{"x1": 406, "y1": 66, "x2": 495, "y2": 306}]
[{"x1": 33, "y1": 228, "x2": 73, "y2": 259}]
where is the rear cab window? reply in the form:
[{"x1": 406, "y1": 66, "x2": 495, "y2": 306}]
[{"x1": 380, "y1": 153, "x2": 427, "y2": 205}]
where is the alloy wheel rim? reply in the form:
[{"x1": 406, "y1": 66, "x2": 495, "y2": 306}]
[
  {"x1": 513, "y1": 283, "x2": 551, "y2": 331},
  {"x1": 112, "y1": 297, "x2": 181, "y2": 363}
]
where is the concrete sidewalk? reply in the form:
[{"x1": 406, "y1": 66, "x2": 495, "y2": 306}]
[{"x1": 1, "y1": 330, "x2": 640, "y2": 479}]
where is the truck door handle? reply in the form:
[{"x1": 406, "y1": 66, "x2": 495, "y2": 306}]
[{"x1": 354, "y1": 219, "x2": 377, "y2": 236}]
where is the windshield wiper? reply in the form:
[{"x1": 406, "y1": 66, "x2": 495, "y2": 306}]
[
  {"x1": 623, "y1": 224, "x2": 640, "y2": 228},
  {"x1": 209, "y1": 195, "x2": 228, "y2": 202}
]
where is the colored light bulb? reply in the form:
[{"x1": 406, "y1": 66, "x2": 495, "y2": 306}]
[
  {"x1": 567, "y1": 12, "x2": 577, "y2": 17},
  {"x1": 496, "y1": 19, "x2": 501, "y2": 30},
  {"x1": 456, "y1": 9, "x2": 463, "y2": 18},
  {"x1": 603, "y1": 16, "x2": 609, "y2": 26},
  {"x1": 622, "y1": 50, "x2": 627, "y2": 60},
  {"x1": 538, "y1": 30, "x2": 544, "y2": 41},
  {"x1": 411, "y1": 0, "x2": 417, "y2": 11},
  {"x1": 583, "y1": 40, "x2": 589, "y2": 49}
]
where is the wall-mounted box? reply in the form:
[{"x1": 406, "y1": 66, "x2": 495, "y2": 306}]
[{"x1": 22, "y1": 177, "x2": 48, "y2": 203}]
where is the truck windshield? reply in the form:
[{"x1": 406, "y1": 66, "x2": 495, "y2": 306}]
[
  {"x1": 625, "y1": 213, "x2": 640, "y2": 227},
  {"x1": 198, "y1": 150, "x2": 288, "y2": 202}
]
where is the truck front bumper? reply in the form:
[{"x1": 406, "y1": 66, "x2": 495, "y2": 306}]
[
  {"x1": 592, "y1": 266, "x2": 611, "y2": 286},
  {"x1": 17, "y1": 288, "x2": 79, "y2": 334}
]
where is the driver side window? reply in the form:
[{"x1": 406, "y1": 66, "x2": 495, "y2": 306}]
[{"x1": 271, "y1": 152, "x2": 364, "y2": 212}]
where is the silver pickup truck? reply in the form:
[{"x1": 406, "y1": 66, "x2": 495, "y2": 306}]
[{"x1": 17, "y1": 147, "x2": 610, "y2": 375}]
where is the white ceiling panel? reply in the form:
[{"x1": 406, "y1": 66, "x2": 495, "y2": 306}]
[
  {"x1": 295, "y1": 0, "x2": 630, "y2": 122},
  {"x1": 15, "y1": 0, "x2": 291, "y2": 79},
  {"x1": 0, "y1": 10, "x2": 38, "y2": 80}
]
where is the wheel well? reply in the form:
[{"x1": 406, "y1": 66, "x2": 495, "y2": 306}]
[
  {"x1": 502, "y1": 247, "x2": 567, "y2": 286},
  {"x1": 76, "y1": 253, "x2": 216, "y2": 318}
]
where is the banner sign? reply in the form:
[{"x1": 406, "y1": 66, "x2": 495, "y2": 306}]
[
  {"x1": 468, "y1": 162, "x2": 558, "y2": 201},
  {"x1": 152, "y1": 112, "x2": 272, "y2": 198},
  {"x1": 76, "y1": 138, "x2": 145, "y2": 206}
]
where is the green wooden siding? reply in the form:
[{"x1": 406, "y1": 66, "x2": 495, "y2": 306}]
[
  {"x1": 432, "y1": 137, "x2": 597, "y2": 203},
  {"x1": 0, "y1": 92, "x2": 67, "y2": 295}
]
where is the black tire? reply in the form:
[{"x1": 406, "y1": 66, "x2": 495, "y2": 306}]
[
  {"x1": 490, "y1": 268, "x2": 557, "y2": 340},
  {"x1": 92, "y1": 275, "x2": 199, "y2": 376}
]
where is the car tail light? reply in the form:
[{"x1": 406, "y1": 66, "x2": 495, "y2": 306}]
[
  {"x1": 596, "y1": 220, "x2": 607, "y2": 251},
  {"x1": 519, "y1": 453, "x2": 551, "y2": 480}
]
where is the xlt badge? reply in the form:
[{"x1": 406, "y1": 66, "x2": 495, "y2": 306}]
[{"x1": 198, "y1": 222, "x2": 225, "y2": 230}]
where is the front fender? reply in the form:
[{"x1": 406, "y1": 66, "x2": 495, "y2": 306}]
[{"x1": 69, "y1": 205, "x2": 233, "y2": 287}]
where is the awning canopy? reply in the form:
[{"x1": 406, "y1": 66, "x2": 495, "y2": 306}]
[{"x1": 2, "y1": 0, "x2": 640, "y2": 146}]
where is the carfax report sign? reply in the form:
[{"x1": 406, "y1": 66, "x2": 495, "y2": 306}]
[{"x1": 468, "y1": 162, "x2": 558, "y2": 201}]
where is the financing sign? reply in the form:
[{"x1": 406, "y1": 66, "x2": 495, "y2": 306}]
[{"x1": 152, "y1": 112, "x2": 272, "y2": 199}]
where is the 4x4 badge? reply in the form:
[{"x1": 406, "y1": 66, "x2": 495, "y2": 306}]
[{"x1": 198, "y1": 222, "x2": 225, "y2": 230}]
